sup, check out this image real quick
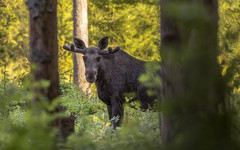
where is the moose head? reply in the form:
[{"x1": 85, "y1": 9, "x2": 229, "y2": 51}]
[{"x1": 63, "y1": 36, "x2": 120, "y2": 83}]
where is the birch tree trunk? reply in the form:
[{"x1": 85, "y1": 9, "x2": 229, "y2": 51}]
[{"x1": 73, "y1": 0, "x2": 91, "y2": 95}]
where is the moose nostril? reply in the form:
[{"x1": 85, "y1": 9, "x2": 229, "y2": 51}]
[
  {"x1": 86, "y1": 70, "x2": 97, "y2": 75},
  {"x1": 88, "y1": 73, "x2": 94, "y2": 78},
  {"x1": 85, "y1": 70, "x2": 97, "y2": 83}
]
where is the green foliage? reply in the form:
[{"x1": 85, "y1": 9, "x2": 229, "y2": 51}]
[
  {"x1": 0, "y1": 79, "x2": 58, "y2": 150},
  {"x1": 231, "y1": 92, "x2": 240, "y2": 139},
  {"x1": 0, "y1": 0, "x2": 160, "y2": 83},
  {"x1": 58, "y1": 0, "x2": 74, "y2": 82},
  {"x1": 60, "y1": 82, "x2": 160, "y2": 150},
  {"x1": 89, "y1": 0, "x2": 160, "y2": 60},
  {"x1": 0, "y1": 79, "x2": 160, "y2": 149},
  {"x1": 219, "y1": 0, "x2": 240, "y2": 92},
  {"x1": 60, "y1": 82, "x2": 102, "y2": 118},
  {"x1": 218, "y1": 2, "x2": 240, "y2": 141},
  {"x1": 0, "y1": 0, "x2": 29, "y2": 81},
  {"x1": 0, "y1": 80, "x2": 28, "y2": 119},
  {"x1": 0, "y1": 107, "x2": 58, "y2": 150},
  {"x1": 90, "y1": 115, "x2": 160, "y2": 150},
  {"x1": 139, "y1": 61, "x2": 161, "y2": 96}
]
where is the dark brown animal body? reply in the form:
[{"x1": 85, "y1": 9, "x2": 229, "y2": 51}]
[{"x1": 63, "y1": 37, "x2": 156, "y2": 129}]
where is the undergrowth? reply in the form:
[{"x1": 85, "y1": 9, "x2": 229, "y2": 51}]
[{"x1": 0, "y1": 80, "x2": 160, "y2": 150}]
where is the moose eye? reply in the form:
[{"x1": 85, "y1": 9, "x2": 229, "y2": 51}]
[
  {"x1": 83, "y1": 56, "x2": 87, "y2": 61},
  {"x1": 96, "y1": 57, "x2": 101, "y2": 62}
]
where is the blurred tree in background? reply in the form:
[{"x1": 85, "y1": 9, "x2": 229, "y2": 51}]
[
  {"x1": 160, "y1": 1, "x2": 237, "y2": 149},
  {"x1": 72, "y1": 0, "x2": 92, "y2": 95}
]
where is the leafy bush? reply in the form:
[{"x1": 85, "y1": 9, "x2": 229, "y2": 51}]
[
  {"x1": 60, "y1": 81, "x2": 160, "y2": 149},
  {"x1": 0, "y1": 80, "x2": 57, "y2": 150}
]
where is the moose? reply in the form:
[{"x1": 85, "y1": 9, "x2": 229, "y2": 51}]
[{"x1": 63, "y1": 36, "x2": 159, "y2": 129}]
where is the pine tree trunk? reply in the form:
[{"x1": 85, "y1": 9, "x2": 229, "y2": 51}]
[
  {"x1": 28, "y1": 0, "x2": 74, "y2": 141},
  {"x1": 160, "y1": 0, "x2": 229, "y2": 146},
  {"x1": 28, "y1": 0, "x2": 59, "y2": 101},
  {"x1": 160, "y1": 0, "x2": 180, "y2": 143},
  {"x1": 73, "y1": 0, "x2": 91, "y2": 95}
]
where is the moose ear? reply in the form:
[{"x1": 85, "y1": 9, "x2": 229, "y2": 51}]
[
  {"x1": 74, "y1": 38, "x2": 86, "y2": 49},
  {"x1": 98, "y1": 36, "x2": 108, "y2": 50}
]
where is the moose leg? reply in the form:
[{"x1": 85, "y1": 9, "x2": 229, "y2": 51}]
[{"x1": 110, "y1": 98, "x2": 124, "y2": 130}]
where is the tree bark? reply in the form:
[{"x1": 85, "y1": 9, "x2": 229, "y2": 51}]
[
  {"x1": 73, "y1": 0, "x2": 91, "y2": 95},
  {"x1": 160, "y1": 0, "x2": 230, "y2": 147},
  {"x1": 160, "y1": 0, "x2": 180, "y2": 143},
  {"x1": 28, "y1": 0, "x2": 74, "y2": 141},
  {"x1": 28, "y1": 0, "x2": 59, "y2": 101}
]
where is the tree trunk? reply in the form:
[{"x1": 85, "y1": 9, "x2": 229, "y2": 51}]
[
  {"x1": 160, "y1": 0, "x2": 180, "y2": 143},
  {"x1": 73, "y1": 0, "x2": 91, "y2": 95},
  {"x1": 160, "y1": 0, "x2": 231, "y2": 147},
  {"x1": 28, "y1": 0, "x2": 74, "y2": 141}
]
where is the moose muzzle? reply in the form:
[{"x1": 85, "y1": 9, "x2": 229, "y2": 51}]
[{"x1": 85, "y1": 69, "x2": 97, "y2": 83}]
